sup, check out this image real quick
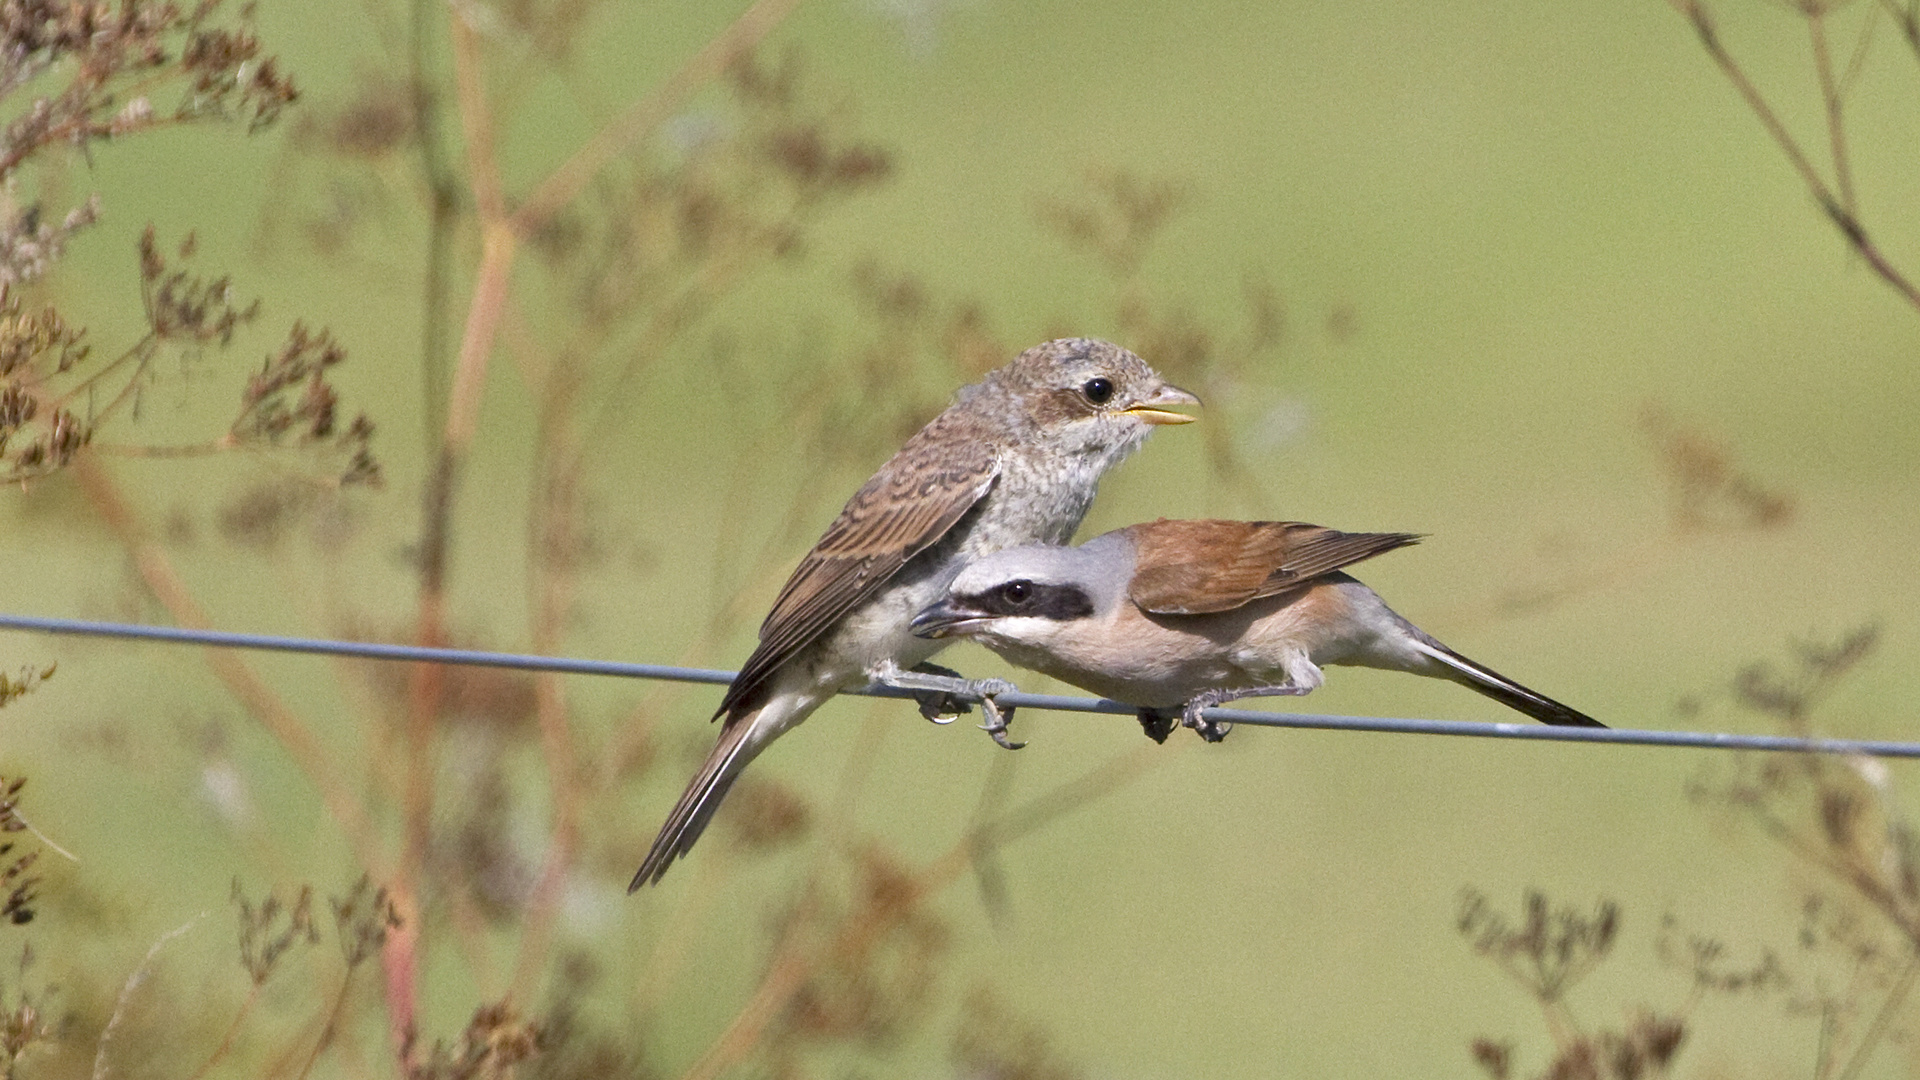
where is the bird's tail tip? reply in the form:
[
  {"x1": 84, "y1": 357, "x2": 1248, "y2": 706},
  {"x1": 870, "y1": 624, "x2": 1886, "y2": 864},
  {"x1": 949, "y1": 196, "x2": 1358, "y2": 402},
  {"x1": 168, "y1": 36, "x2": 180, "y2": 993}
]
[
  {"x1": 1415, "y1": 639, "x2": 1605, "y2": 728},
  {"x1": 627, "y1": 711, "x2": 765, "y2": 890}
]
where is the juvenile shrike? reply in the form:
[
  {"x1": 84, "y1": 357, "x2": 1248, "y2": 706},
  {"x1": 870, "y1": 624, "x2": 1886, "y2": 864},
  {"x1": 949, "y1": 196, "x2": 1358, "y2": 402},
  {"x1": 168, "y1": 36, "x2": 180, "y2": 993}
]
[
  {"x1": 909, "y1": 518, "x2": 1603, "y2": 742},
  {"x1": 630, "y1": 340, "x2": 1198, "y2": 888}
]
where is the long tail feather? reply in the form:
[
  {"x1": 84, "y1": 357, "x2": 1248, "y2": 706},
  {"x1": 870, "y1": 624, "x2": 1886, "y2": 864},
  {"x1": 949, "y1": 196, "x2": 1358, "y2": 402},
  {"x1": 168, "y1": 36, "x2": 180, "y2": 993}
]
[
  {"x1": 1411, "y1": 639, "x2": 1605, "y2": 728},
  {"x1": 629, "y1": 710, "x2": 764, "y2": 890}
]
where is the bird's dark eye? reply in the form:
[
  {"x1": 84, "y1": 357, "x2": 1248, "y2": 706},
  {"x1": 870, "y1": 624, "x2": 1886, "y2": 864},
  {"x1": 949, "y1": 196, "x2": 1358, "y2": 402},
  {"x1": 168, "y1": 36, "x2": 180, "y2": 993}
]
[
  {"x1": 1081, "y1": 377, "x2": 1115, "y2": 405},
  {"x1": 999, "y1": 580, "x2": 1032, "y2": 605}
]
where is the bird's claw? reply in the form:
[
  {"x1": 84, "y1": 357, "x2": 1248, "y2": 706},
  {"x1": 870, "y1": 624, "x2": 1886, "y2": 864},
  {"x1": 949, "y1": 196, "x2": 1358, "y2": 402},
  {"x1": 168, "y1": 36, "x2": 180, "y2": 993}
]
[
  {"x1": 1137, "y1": 707, "x2": 1177, "y2": 744},
  {"x1": 1182, "y1": 701, "x2": 1233, "y2": 743},
  {"x1": 903, "y1": 664, "x2": 1013, "y2": 725},
  {"x1": 1180, "y1": 685, "x2": 1310, "y2": 742},
  {"x1": 978, "y1": 698, "x2": 1025, "y2": 750},
  {"x1": 913, "y1": 689, "x2": 967, "y2": 724},
  {"x1": 1181, "y1": 689, "x2": 1242, "y2": 743}
]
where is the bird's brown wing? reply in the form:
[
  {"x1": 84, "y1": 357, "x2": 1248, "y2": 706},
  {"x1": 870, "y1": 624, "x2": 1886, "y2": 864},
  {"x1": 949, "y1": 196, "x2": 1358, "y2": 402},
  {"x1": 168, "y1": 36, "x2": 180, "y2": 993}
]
[
  {"x1": 717, "y1": 437, "x2": 1001, "y2": 718},
  {"x1": 1126, "y1": 519, "x2": 1422, "y2": 615}
]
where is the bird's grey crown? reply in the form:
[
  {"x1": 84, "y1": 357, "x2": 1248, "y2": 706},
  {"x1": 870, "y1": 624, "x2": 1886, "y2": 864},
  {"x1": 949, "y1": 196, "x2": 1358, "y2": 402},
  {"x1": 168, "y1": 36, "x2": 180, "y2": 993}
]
[{"x1": 947, "y1": 532, "x2": 1134, "y2": 617}]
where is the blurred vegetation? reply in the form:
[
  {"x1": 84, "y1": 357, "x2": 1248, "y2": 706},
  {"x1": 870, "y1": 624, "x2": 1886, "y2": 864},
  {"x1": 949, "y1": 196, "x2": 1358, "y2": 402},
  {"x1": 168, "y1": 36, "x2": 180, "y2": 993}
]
[{"x1": 0, "y1": 0, "x2": 1915, "y2": 1078}]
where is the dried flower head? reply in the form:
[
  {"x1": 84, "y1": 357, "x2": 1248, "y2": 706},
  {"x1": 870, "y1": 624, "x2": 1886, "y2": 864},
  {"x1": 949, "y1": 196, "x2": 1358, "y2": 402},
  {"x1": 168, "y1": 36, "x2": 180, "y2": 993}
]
[
  {"x1": 232, "y1": 879, "x2": 319, "y2": 986},
  {"x1": 1641, "y1": 405, "x2": 1794, "y2": 533},
  {"x1": 0, "y1": 946, "x2": 54, "y2": 1075},
  {"x1": 331, "y1": 876, "x2": 402, "y2": 969},
  {"x1": 404, "y1": 1002, "x2": 543, "y2": 1080},
  {"x1": 1459, "y1": 888, "x2": 1620, "y2": 1005},
  {"x1": 951, "y1": 988, "x2": 1085, "y2": 1080},
  {"x1": 0, "y1": 776, "x2": 40, "y2": 926},
  {"x1": 229, "y1": 321, "x2": 381, "y2": 485},
  {"x1": 721, "y1": 776, "x2": 812, "y2": 853}
]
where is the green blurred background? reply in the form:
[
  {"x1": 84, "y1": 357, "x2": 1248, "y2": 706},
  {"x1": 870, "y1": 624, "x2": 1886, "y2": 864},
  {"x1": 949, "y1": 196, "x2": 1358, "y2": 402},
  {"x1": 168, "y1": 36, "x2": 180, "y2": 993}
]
[{"x1": 5, "y1": 0, "x2": 1920, "y2": 1076}]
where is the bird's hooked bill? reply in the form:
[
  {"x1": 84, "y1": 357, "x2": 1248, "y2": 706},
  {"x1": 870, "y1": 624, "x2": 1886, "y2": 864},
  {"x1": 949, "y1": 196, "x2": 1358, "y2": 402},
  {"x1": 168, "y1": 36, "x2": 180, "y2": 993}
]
[
  {"x1": 1123, "y1": 383, "x2": 1201, "y2": 425},
  {"x1": 908, "y1": 599, "x2": 981, "y2": 639}
]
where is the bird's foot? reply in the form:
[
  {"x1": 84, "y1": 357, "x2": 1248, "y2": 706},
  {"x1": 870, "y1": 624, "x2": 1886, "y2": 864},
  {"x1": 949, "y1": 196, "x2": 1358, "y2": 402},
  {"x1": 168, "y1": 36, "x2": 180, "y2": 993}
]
[
  {"x1": 903, "y1": 662, "x2": 973, "y2": 724},
  {"x1": 1137, "y1": 707, "x2": 1179, "y2": 745},
  {"x1": 883, "y1": 662, "x2": 1015, "y2": 726},
  {"x1": 1180, "y1": 685, "x2": 1310, "y2": 743},
  {"x1": 978, "y1": 697, "x2": 1025, "y2": 750},
  {"x1": 1181, "y1": 692, "x2": 1234, "y2": 743}
]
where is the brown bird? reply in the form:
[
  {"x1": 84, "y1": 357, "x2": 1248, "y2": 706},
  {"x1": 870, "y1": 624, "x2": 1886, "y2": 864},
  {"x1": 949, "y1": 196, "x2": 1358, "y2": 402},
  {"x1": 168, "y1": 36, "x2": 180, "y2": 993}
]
[
  {"x1": 630, "y1": 340, "x2": 1198, "y2": 888},
  {"x1": 909, "y1": 518, "x2": 1603, "y2": 742}
]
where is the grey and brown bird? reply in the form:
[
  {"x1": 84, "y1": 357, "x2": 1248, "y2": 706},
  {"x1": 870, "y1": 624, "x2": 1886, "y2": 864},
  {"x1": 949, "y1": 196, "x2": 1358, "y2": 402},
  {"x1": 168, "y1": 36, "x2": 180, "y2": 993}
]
[
  {"x1": 630, "y1": 340, "x2": 1198, "y2": 888},
  {"x1": 909, "y1": 518, "x2": 1603, "y2": 742}
]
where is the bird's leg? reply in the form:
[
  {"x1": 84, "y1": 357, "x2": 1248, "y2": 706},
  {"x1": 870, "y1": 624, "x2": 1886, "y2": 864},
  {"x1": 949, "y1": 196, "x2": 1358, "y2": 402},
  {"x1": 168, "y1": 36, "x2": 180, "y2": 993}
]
[
  {"x1": 873, "y1": 660, "x2": 1018, "y2": 729},
  {"x1": 1181, "y1": 685, "x2": 1311, "y2": 743},
  {"x1": 900, "y1": 661, "x2": 973, "y2": 724},
  {"x1": 1136, "y1": 707, "x2": 1179, "y2": 744}
]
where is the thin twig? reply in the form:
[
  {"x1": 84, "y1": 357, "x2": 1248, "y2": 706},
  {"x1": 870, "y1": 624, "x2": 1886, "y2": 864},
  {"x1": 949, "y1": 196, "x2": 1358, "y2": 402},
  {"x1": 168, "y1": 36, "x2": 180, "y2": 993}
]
[
  {"x1": 512, "y1": 0, "x2": 806, "y2": 233},
  {"x1": 676, "y1": 744, "x2": 1162, "y2": 1080},
  {"x1": 1672, "y1": 0, "x2": 1920, "y2": 309},
  {"x1": 1835, "y1": 946, "x2": 1920, "y2": 1080},
  {"x1": 292, "y1": 966, "x2": 361, "y2": 1080},
  {"x1": 1807, "y1": 11, "x2": 1856, "y2": 216},
  {"x1": 388, "y1": 8, "x2": 519, "y2": 1057},
  {"x1": 184, "y1": 983, "x2": 263, "y2": 1080},
  {"x1": 70, "y1": 459, "x2": 379, "y2": 869},
  {"x1": 1877, "y1": 0, "x2": 1920, "y2": 61},
  {"x1": 504, "y1": 353, "x2": 586, "y2": 1006},
  {"x1": 92, "y1": 913, "x2": 206, "y2": 1080},
  {"x1": 1674, "y1": 1, "x2": 1832, "y2": 216}
]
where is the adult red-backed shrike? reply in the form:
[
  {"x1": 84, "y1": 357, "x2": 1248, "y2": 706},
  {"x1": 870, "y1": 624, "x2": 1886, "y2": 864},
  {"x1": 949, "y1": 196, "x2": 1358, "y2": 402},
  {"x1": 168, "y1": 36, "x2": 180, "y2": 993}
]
[
  {"x1": 630, "y1": 340, "x2": 1198, "y2": 888},
  {"x1": 909, "y1": 518, "x2": 1603, "y2": 742}
]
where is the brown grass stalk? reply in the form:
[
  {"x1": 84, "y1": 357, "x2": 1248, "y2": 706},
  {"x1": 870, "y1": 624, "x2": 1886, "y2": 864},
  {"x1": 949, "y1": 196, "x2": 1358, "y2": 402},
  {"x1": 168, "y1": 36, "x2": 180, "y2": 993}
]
[
  {"x1": 1805, "y1": 9, "x2": 1855, "y2": 217},
  {"x1": 411, "y1": 0, "x2": 462, "y2": 456},
  {"x1": 504, "y1": 355, "x2": 587, "y2": 1007},
  {"x1": 291, "y1": 965, "x2": 362, "y2": 1080},
  {"x1": 183, "y1": 981, "x2": 263, "y2": 1080},
  {"x1": 71, "y1": 457, "x2": 379, "y2": 871},
  {"x1": 677, "y1": 742, "x2": 1164, "y2": 1080},
  {"x1": 389, "y1": 10, "x2": 519, "y2": 1053},
  {"x1": 512, "y1": 0, "x2": 807, "y2": 235},
  {"x1": 1671, "y1": 0, "x2": 1920, "y2": 309}
]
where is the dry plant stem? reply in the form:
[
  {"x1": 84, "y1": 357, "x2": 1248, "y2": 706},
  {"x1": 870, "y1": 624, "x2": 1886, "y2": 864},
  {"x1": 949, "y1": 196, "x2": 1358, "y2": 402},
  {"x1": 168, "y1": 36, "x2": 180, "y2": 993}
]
[
  {"x1": 388, "y1": 11, "x2": 518, "y2": 1056},
  {"x1": 1672, "y1": 0, "x2": 1920, "y2": 309},
  {"x1": 292, "y1": 968, "x2": 361, "y2": 1080},
  {"x1": 1539, "y1": 1001, "x2": 1585, "y2": 1057},
  {"x1": 678, "y1": 745, "x2": 1164, "y2": 1080},
  {"x1": 1833, "y1": 947, "x2": 1920, "y2": 1080},
  {"x1": 512, "y1": 0, "x2": 807, "y2": 234},
  {"x1": 71, "y1": 458, "x2": 379, "y2": 870},
  {"x1": 93, "y1": 914, "x2": 206, "y2": 1080},
  {"x1": 1672, "y1": 2, "x2": 1834, "y2": 218},
  {"x1": 185, "y1": 983, "x2": 263, "y2": 1080},
  {"x1": 1805, "y1": 10, "x2": 1856, "y2": 216},
  {"x1": 677, "y1": 838, "x2": 976, "y2": 1080},
  {"x1": 504, "y1": 359, "x2": 585, "y2": 1006},
  {"x1": 412, "y1": 0, "x2": 460, "y2": 455},
  {"x1": 1735, "y1": 779, "x2": 1920, "y2": 1076},
  {"x1": 89, "y1": 438, "x2": 242, "y2": 459},
  {"x1": 1883, "y1": 0, "x2": 1920, "y2": 59},
  {"x1": 1748, "y1": 798, "x2": 1918, "y2": 936},
  {"x1": 387, "y1": 0, "x2": 807, "y2": 1048}
]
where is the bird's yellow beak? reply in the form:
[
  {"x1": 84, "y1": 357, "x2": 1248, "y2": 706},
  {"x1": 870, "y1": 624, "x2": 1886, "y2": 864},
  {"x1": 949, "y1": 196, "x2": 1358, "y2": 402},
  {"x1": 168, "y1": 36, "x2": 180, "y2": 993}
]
[{"x1": 1123, "y1": 383, "x2": 1201, "y2": 425}]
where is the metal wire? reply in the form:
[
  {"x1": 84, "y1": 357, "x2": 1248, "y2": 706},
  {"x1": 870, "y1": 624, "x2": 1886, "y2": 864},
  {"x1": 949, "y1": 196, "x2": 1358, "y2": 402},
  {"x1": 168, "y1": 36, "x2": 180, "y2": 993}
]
[{"x1": 1, "y1": 611, "x2": 1911, "y2": 758}]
